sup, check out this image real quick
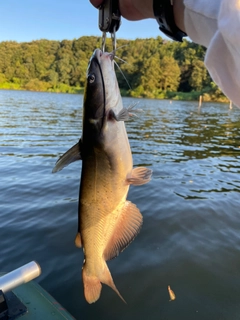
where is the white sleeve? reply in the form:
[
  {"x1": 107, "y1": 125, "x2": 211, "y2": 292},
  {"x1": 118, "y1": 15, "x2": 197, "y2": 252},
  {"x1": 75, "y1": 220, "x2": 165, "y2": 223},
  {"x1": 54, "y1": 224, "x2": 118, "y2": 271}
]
[{"x1": 184, "y1": 0, "x2": 240, "y2": 108}]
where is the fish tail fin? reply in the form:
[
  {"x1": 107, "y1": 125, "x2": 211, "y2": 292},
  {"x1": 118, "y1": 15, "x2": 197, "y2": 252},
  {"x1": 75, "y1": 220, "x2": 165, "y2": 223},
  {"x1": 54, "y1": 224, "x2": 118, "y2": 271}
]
[
  {"x1": 82, "y1": 261, "x2": 126, "y2": 304},
  {"x1": 100, "y1": 261, "x2": 126, "y2": 304},
  {"x1": 82, "y1": 266, "x2": 102, "y2": 304}
]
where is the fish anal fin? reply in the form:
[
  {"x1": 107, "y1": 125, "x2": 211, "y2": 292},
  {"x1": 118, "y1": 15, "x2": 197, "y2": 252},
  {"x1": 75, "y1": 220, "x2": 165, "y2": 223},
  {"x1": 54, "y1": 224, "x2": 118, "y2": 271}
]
[
  {"x1": 52, "y1": 140, "x2": 82, "y2": 173},
  {"x1": 75, "y1": 232, "x2": 82, "y2": 248},
  {"x1": 126, "y1": 167, "x2": 152, "y2": 186},
  {"x1": 104, "y1": 201, "x2": 143, "y2": 261}
]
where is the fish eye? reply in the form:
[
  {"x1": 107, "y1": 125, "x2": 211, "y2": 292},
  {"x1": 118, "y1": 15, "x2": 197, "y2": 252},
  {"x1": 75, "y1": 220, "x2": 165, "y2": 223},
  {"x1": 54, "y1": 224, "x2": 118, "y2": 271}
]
[{"x1": 88, "y1": 73, "x2": 95, "y2": 83}]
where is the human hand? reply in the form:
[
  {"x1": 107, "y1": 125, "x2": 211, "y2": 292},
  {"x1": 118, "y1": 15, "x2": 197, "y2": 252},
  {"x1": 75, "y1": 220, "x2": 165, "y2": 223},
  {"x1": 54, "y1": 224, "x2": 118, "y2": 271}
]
[
  {"x1": 89, "y1": 0, "x2": 186, "y2": 33},
  {"x1": 89, "y1": 0, "x2": 155, "y2": 21}
]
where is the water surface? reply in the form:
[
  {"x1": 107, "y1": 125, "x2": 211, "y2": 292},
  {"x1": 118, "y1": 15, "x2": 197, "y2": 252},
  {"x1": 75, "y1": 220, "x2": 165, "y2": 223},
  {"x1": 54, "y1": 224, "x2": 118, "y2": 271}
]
[{"x1": 1, "y1": 90, "x2": 240, "y2": 320}]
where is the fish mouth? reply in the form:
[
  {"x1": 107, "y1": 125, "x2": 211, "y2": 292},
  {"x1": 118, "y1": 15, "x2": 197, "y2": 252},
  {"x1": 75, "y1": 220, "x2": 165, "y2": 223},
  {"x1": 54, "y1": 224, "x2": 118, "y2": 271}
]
[{"x1": 92, "y1": 48, "x2": 114, "y2": 62}]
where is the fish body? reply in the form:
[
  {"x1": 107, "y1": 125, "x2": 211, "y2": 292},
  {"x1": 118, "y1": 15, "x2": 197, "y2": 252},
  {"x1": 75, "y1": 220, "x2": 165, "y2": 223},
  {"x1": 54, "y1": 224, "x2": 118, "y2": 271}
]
[{"x1": 53, "y1": 49, "x2": 152, "y2": 303}]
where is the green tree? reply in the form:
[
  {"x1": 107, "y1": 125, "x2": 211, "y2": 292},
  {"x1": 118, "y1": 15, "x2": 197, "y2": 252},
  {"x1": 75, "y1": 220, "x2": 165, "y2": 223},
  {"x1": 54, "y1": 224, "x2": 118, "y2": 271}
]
[
  {"x1": 159, "y1": 56, "x2": 180, "y2": 91},
  {"x1": 0, "y1": 73, "x2": 6, "y2": 84},
  {"x1": 0, "y1": 36, "x2": 225, "y2": 101},
  {"x1": 140, "y1": 54, "x2": 161, "y2": 95},
  {"x1": 189, "y1": 60, "x2": 207, "y2": 91}
]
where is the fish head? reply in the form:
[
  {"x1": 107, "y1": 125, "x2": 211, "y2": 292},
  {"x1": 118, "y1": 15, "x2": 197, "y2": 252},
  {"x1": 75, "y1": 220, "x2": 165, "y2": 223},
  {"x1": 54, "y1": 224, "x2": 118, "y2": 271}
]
[{"x1": 83, "y1": 49, "x2": 120, "y2": 140}]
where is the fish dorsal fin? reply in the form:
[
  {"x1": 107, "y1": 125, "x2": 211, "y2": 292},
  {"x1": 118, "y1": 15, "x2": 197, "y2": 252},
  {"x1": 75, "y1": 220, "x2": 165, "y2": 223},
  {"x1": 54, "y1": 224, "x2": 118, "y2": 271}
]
[
  {"x1": 103, "y1": 201, "x2": 143, "y2": 261},
  {"x1": 52, "y1": 140, "x2": 82, "y2": 173},
  {"x1": 126, "y1": 167, "x2": 152, "y2": 186}
]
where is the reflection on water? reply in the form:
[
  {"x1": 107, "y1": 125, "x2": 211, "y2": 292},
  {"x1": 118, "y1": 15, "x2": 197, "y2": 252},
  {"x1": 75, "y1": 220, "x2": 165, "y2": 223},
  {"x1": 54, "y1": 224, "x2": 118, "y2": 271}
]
[{"x1": 0, "y1": 90, "x2": 240, "y2": 320}]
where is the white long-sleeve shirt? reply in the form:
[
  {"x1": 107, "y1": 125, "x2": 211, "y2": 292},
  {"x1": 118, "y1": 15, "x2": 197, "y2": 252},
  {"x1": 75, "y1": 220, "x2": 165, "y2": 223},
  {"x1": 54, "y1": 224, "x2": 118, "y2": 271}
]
[{"x1": 184, "y1": 0, "x2": 240, "y2": 107}]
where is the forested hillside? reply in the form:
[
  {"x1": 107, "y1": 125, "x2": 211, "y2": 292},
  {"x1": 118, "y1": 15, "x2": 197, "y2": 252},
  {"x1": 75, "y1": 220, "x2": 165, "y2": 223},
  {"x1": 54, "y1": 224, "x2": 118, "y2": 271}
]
[{"x1": 0, "y1": 36, "x2": 227, "y2": 101}]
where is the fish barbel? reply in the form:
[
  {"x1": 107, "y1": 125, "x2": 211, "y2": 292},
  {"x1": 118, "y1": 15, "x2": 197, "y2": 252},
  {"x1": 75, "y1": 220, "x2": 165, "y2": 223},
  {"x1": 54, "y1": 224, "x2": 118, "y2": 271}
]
[{"x1": 53, "y1": 49, "x2": 152, "y2": 303}]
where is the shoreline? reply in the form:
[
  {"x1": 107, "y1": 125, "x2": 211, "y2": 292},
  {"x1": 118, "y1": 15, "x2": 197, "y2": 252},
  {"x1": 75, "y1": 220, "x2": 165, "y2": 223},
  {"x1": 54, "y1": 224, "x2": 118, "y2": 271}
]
[{"x1": 0, "y1": 86, "x2": 229, "y2": 104}]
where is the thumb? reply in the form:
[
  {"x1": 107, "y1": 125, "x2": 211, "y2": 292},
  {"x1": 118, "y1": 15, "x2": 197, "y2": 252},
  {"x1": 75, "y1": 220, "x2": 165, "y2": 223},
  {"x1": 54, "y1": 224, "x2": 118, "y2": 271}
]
[{"x1": 89, "y1": 0, "x2": 103, "y2": 8}]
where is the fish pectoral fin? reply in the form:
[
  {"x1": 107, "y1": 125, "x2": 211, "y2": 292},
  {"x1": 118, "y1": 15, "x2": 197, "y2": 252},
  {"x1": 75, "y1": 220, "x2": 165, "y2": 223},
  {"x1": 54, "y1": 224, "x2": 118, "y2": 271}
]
[
  {"x1": 110, "y1": 104, "x2": 142, "y2": 122},
  {"x1": 126, "y1": 167, "x2": 152, "y2": 186},
  {"x1": 109, "y1": 108, "x2": 129, "y2": 122},
  {"x1": 104, "y1": 201, "x2": 143, "y2": 261},
  {"x1": 52, "y1": 140, "x2": 82, "y2": 173},
  {"x1": 75, "y1": 232, "x2": 82, "y2": 248},
  {"x1": 126, "y1": 103, "x2": 143, "y2": 118}
]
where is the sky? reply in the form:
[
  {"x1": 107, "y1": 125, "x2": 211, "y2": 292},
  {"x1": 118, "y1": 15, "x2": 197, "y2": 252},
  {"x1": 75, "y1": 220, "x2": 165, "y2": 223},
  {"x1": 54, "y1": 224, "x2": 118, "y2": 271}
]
[{"x1": 0, "y1": 0, "x2": 163, "y2": 43}]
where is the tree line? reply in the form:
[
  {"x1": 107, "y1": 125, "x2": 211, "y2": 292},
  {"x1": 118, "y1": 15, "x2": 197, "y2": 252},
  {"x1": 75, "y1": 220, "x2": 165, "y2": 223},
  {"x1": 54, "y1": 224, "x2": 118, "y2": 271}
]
[{"x1": 0, "y1": 36, "x2": 227, "y2": 101}]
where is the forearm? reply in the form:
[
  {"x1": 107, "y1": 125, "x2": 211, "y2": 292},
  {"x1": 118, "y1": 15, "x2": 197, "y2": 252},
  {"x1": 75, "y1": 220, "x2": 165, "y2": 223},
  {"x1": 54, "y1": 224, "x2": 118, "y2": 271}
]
[
  {"x1": 119, "y1": 0, "x2": 186, "y2": 31},
  {"x1": 173, "y1": 0, "x2": 186, "y2": 32}
]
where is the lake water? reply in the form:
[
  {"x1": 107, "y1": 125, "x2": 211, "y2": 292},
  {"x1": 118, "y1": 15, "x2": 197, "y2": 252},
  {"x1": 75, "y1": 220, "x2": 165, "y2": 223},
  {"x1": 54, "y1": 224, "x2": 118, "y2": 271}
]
[{"x1": 1, "y1": 90, "x2": 240, "y2": 320}]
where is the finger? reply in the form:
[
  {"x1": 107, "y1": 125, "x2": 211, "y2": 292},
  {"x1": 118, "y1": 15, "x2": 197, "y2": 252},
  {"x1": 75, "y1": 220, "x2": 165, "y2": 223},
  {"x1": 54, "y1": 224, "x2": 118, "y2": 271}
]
[{"x1": 89, "y1": 0, "x2": 103, "y2": 8}]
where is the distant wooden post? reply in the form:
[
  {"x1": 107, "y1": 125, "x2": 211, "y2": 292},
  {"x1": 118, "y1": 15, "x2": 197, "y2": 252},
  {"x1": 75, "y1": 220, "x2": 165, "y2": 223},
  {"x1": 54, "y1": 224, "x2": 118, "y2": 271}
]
[
  {"x1": 198, "y1": 95, "x2": 202, "y2": 108},
  {"x1": 229, "y1": 100, "x2": 232, "y2": 109}
]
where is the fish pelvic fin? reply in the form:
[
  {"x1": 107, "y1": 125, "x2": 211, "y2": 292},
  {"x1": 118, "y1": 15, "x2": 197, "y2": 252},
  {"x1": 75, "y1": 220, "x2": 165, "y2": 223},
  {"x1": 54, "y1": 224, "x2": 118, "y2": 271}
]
[
  {"x1": 126, "y1": 167, "x2": 152, "y2": 186},
  {"x1": 82, "y1": 260, "x2": 126, "y2": 304},
  {"x1": 52, "y1": 141, "x2": 82, "y2": 173},
  {"x1": 104, "y1": 201, "x2": 143, "y2": 261}
]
